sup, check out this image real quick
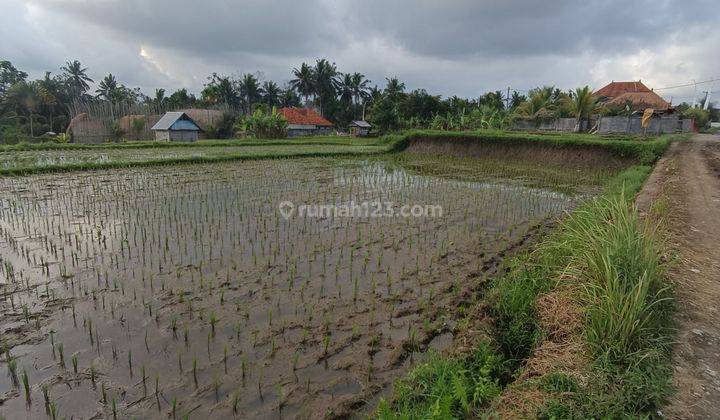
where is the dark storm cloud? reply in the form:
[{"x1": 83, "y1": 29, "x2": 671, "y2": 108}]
[
  {"x1": 40, "y1": 0, "x2": 345, "y2": 57},
  {"x1": 3, "y1": 0, "x2": 719, "y2": 97},
  {"x1": 348, "y1": 0, "x2": 716, "y2": 58}
]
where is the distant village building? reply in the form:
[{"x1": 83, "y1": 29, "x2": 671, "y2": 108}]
[
  {"x1": 349, "y1": 120, "x2": 372, "y2": 137},
  {"x1": 595, "y1": 81, "x2": 671, "y2": 112},
  {"x1": 151, "y1": 112, "x2": 202, "y2": 142},
  {"x1": 278, "y1": 108, "x2": 333, "y2": 137}
]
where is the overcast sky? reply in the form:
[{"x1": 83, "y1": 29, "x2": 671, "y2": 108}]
[{"x1": 2, "y1": 0, "x2": 719, "y2": 103}]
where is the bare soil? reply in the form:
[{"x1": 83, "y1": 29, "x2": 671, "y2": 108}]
[{"x1": 636, "y1": 134, "x2": 720, "y2": 419}]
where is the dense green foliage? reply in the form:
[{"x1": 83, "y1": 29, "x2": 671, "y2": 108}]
[
  {"x1": 377, "y1": 343, "x2": 511, "y2": 419},
  {"x1": 235, "y1": 108, "x2": 288, "y2": 139}
]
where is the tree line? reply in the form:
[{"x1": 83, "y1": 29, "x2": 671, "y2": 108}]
[{"x1": 1, "y1": 58, "x2": 715, "y2": 142}]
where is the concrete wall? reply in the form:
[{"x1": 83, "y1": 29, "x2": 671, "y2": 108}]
[
  {"x1": 513, "y1": 118, "x2": 586, "y2": 132},
  {"x1": 597, "y1": 115, "x2": 691, "y2": 135},
  {"x1": 287, "y1": 127, "x2": 333, "y2": 137},
  {"x1": 515, "y1": 115, "x2": 695, "y2": 135}
]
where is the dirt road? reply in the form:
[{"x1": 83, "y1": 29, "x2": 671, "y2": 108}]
[{"x1": 637, "y1": 134, "x2": 720, "y2": 419}]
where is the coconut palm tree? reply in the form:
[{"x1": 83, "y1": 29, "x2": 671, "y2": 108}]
[
  {"x1": 561, "y1": 86, "x2": 602, "y2": 132},
  {"x1": 201, "y1": 73, "x2": 238, "y2": 107},
  {"x1": 36, "y1": 72, "x2": 62, "y2": 132},
  {"x1": 515, "y1": 86, "x2": 556, "y2": 119},
  {"x1": 95, "y1": 74, "x2": 119, "y2": 100},
  {"x1": 337, "y1": 73, "x2": 355, "y2": 106},
  {"x1": 313, "y1": 59, "x2": 339, "y2": 117},
  {"x1": 289, "y1": 63, "x2": 314, "y2": 106},
  {"x1": 152, "y1": 89, "x2": 167, "y2": 108},
  {"x1": 239, "y1": 73, "x2": 261, "y2": 114},
  {"x1": 261, "y1": 81, "x2": 281, "y2": 108},
  {"x1": 61, "y1": 60, "x2": 93, "y2": 100},
  {"x1": 384, "y1": 77, "x2": 406, "y2": 102},
  {"x1": 279, "y1": 88, "x2": 301, "y2": 108},
  {"x1": 350, "y1": 72, "x2": 371, "y2": 111},
  {"x1": 510, "y1": 91, "x2": 526, "y2": 109},
  {"x1": 5, "y1": 81, "x2": 40, "y2": 136},
  {"x1": 352, "y1": 73, "x2": 370, "y2": 119}
]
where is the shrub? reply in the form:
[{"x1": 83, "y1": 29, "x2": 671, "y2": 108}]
[
  {"x1": 681, "y1": 107, "x2": 710, "y2": 130},
  {"x1": 377, "y1": 343, "x2": 510, "y2": 419},
  {"x1": 206, "y1": 112, "x2": 237, "y2": 139},
  {"x1": 236, "y1": 108, "x2": 287, "y2": 139},
  {"x1": 54, "y1": 133, "x2": 71, "y2": 143},
  {"x1": 108, "y1": 121, "x2": 125, "y2": 142}
]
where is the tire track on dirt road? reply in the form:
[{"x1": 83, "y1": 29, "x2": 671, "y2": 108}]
[{"x1": 637, "y1": 134, "x2": 720, "y2": 419}]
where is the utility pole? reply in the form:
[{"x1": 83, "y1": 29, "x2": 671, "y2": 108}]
[
  {"x1": 505, "y1": 87, "x2": 511, "y2": 110},
  {"x1": 703, "y1": 91, "x2": 712, "y2": 110}
]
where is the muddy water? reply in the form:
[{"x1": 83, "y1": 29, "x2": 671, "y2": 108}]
[{"x1": 0, "y1": 157, "x2": 585, "y2": 419}]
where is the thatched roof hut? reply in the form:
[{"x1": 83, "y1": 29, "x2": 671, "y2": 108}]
[{"x1": 66, "y1": 113, "x2": 111, "y2": 144}]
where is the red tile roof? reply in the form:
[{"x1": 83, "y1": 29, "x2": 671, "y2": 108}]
[
  {"x1": 595, "y1": 81, "x2": 670, "y2": 110},
  {"x1": 605, "y1": 92, "x2": 671, "y2": 111},
  {"x1": 278, "y1": 108, "x2": 333, "y2": 127},
  {"x1": 596, "y1": 81, "x2": 652, "y2": 97}
]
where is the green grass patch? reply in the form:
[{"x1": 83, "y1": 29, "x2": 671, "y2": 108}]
[{"x1": 377, "y1": 343, "x2": 511, "y2": 419}]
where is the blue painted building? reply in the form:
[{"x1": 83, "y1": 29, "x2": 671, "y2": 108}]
[{"x1": 151, "y1": 112, "x2": 202, "y2": 142}]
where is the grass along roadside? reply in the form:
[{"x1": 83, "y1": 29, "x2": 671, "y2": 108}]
[{"x1": 376, "y1": 163, "x2": 675, "y2": 418}]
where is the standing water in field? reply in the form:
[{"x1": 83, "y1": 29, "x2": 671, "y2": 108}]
[{"x1": 0, "y1": 157, "x2": 590, "y2": 419}]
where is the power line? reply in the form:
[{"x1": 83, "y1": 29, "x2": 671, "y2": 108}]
[{"x1": 654, "y1": 78, "x2": 720, "y2": 91}]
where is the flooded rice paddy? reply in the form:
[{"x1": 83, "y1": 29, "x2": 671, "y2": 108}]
[
  {"x1": 0, "y1": 156, "x2": 593, "y2": 419},
  {"x1": 0, "y1": 144, "x2": 383, "y2": 171}
]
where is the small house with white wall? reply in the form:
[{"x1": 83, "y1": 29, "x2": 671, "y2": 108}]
[
  {"x1": 151, "y1": 112, "x2": 202, "y2": 142},
  {"x1": 278, "y1": 107, "x2": 334, "y2": 137}
]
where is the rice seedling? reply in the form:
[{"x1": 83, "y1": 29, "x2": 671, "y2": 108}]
[
  {"x1": 42, "y1": 384, "x2": 49, "y2": 407},
  {"x1": 209, "y1": 312, "x2": 218, "y2": 336},
  {"x1": 90, "y1": 364, "x2": 97, "y2": 387},
  {"x1": 192, "y1": 357, "x2": 198, "y2": 388},
  {"x1": 232, "y1": 391, "x2": 241, "y2": 413},
  {"x1": 213, "y1": 377, "x2": 222, "y2": 402},
  {"x1": 0, "y1": 149, "x2": 606, "y2": 418},
  {"x1": 155, "y1": 375, "x2": 161, "y2": 410},
  {"x1": 128, "y1": 350, "x2": 133, "y2": 377},
  {"x1": 57, "y1": 344, "x2": 65, "y2": 369},
  {"x1": 49, "y1": 402, "x2": 58, "y2": 420},
  {"x1": 21, "y1": 368, "x2": 30, "y2": 403},
  {"x1": 111, "y1": 397, "x2": 118, "y2": 420}
]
